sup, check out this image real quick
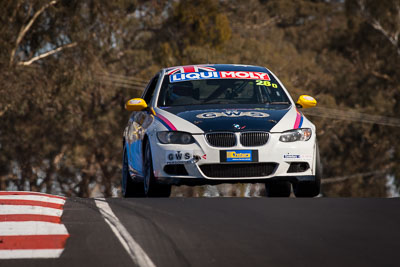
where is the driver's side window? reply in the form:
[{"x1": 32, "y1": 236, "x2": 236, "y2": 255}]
[{"x1": 142, "y1": 74, "x2": 159, "y2": 104}]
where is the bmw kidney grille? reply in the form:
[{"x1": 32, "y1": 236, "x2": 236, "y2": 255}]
[{"x1": 205, "y1": 132, "x2": 269, "y2": 147}]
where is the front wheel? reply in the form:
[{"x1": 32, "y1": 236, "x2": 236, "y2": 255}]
[
  {"x1": 122, "y1": 147, "x2": 145, "y2": 197},
  {"x1": 293, "y1": 144, "x2": 322, "y2": 198},
  {"x1": 144, "y1": 141, "x2": 171, "y2": 197}
]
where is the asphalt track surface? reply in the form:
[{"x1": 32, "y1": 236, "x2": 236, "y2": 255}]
[{"x1": 2, "y1": 197, "x2": 400, "y2": 267}]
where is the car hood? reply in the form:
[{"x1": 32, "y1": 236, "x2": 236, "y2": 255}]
[{"x1": 159, "y1": 105, "x2": 291, "y2": 132}]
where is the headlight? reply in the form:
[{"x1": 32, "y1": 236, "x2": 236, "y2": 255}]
[
  {"x1": 157, "y1": 131, "x2": 195, "y2": 144},
  {"x1": 279, "y1": 128, "x2": 312, "y2": 142}
]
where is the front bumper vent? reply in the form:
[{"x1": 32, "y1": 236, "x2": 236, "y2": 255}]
[
  {"x1": 200, "y1": 163, "x2": 277, "y2": 178},
  {"x1": 287, "y1": 162, "x2": 310, "y2": 173},
  {"x1": 164, "y1": 164, "x2": 188, "y2": 176}
]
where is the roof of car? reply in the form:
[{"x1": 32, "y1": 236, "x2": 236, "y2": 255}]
[{"x1": 163, "y1": 64, "x2": 270, "y2": 73}]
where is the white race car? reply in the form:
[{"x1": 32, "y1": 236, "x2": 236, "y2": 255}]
[{"x1": 122, "y1": 64, "x2": 321, "y2": 197}]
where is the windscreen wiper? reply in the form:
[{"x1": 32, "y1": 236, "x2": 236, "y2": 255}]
[{"x1": 269, "y1": 101, "x2": 290, "y2": 104}]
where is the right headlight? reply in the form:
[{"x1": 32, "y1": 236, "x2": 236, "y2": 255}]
[
  {"x1": 279, "y1": 128, "x2": 312, "y2": 142},
  {"x1": 157, "y1": 131, "x2": 195, "y2": 144}
]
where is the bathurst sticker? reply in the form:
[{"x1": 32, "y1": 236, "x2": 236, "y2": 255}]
[
  {"x1": 166, "y1": 150, "x2": 193, "y2": 164},
  {"x1": 169, "y1": 71, "x2": 270, "y2": 83}
]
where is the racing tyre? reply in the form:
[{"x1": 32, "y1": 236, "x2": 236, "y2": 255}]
[
  {"x1": 144, "y1": 141, "x2": 171, "y2": 198},
  {"x1": 265, "y1": 180, "x2": 291, "y2": 197},
  {"x1": 122, "y1": 147, "x2": 145, "y2": 197},
  {"x1": 293, "y1": 144, "x2": 322, "y2": 198}
]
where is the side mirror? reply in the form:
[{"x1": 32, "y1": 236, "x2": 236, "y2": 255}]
[
  {"x1": 125, "y1": 98, "x2": 148, "y2": 111},
  {"x1": 296, "y1": 95, "x2": 317, "y2": 109}
]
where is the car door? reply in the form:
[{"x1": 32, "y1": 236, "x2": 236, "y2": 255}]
[{"x1": 125, "y1": 73, "x2": 159, "y2": 179}]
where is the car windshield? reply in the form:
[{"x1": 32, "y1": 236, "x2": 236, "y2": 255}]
[{"x1": 157, "y1": 74, "x2": 290, "y2": 107}]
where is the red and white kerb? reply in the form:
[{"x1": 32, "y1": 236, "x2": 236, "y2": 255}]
[{"x1": 0, "y1": 191, "x2": 70, "y2": 259}]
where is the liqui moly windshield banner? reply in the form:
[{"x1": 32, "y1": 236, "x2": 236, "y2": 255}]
[{"x1": 169, "y1": 71, "x2": 270, "y2": 83}]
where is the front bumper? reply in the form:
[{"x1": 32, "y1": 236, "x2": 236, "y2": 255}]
[{"x1": 149, "y1": 132, "x2": 317, "y2": 184}]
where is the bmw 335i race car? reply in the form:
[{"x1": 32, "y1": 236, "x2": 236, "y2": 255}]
[{"x1": 122, "y1": 64, "x2": 322, "y2": 198}]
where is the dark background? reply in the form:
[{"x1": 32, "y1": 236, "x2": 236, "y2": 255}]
[{"x1": 0, "y1": 0, "x2": 399, "y2": 197}]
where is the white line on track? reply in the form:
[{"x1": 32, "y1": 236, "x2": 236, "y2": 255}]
[
  {"x1": 94, "y1": 198, "x2": 156, "y2": 267},
  {"x1": 0, "y1": 221, "x2": 68, "y2": 236},
  {"x1": 0, "y1": 195, "x2": 66, "y2": 204},
  {"x1": 0, "y1": 249, "x2": 64, "y2": 259},
  {"x1": 0, "y1": 205, "x2": 63, "y2": 217}
]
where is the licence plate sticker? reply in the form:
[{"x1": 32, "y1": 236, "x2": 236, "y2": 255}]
[{"x1": 220, "y1": 150, "x2": 258, "y2": 162}]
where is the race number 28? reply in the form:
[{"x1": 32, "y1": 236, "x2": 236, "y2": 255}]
[{"x1": 256, "y1": 80, "x2": 278, "y2": 88}]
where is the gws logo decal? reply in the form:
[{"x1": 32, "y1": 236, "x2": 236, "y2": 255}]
[
  {"x1": 166, "y1": 150, "x2": 193, "y2": 164},
  {"x1": 196, "y1": 111, "x2": 270, "y2": 119}
]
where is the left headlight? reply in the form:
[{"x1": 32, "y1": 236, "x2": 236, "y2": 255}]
[
  {"x1": 279, "y1": 128, "x2": 312, "y2": 142},
  {"x1": 157, "y1": 131, "x2": 195, "y2": 144}
]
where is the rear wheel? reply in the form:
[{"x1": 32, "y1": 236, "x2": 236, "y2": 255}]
[
  {"x1": 122, "y1": 147, "x2": 144, "y2": 197},
  {"x1": 265, "y1": 180, "x2": 291, "y2": 197},
  {"x1": 293, "y1": 144, "x2": 322, "y2": 198},
  {"x1": 144, "y1": 141, "x2": 171, "y2": 197}
]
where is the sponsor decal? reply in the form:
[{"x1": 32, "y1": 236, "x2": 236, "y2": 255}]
[
  {"x1": 284, "y1": 154, "x2": 300, "y2": 159},
  {"x1": 226, "y1": 150, "x2": 252, "y2": 162},
  {"x1": 220, "y1": 71, "x2": 269, "y2": 79},
  {"x1": 284, "y1": 154, "x2": 312, "y2": 160},
  {"x1": 196, "y1": 111, "x2": 270, "y2": 119},
  {"x1": 169, "y1": 71, "x2": 270, "y2": 83},
  {"x1": 202, "y1": 154, "x2": 207, "y2": 160},
  {"x1": 220, "y1": 150, "x2": 258, "y2": 162},
  {"x1": 166, "y1": 150, "x2": 193, "y2": 164}
]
